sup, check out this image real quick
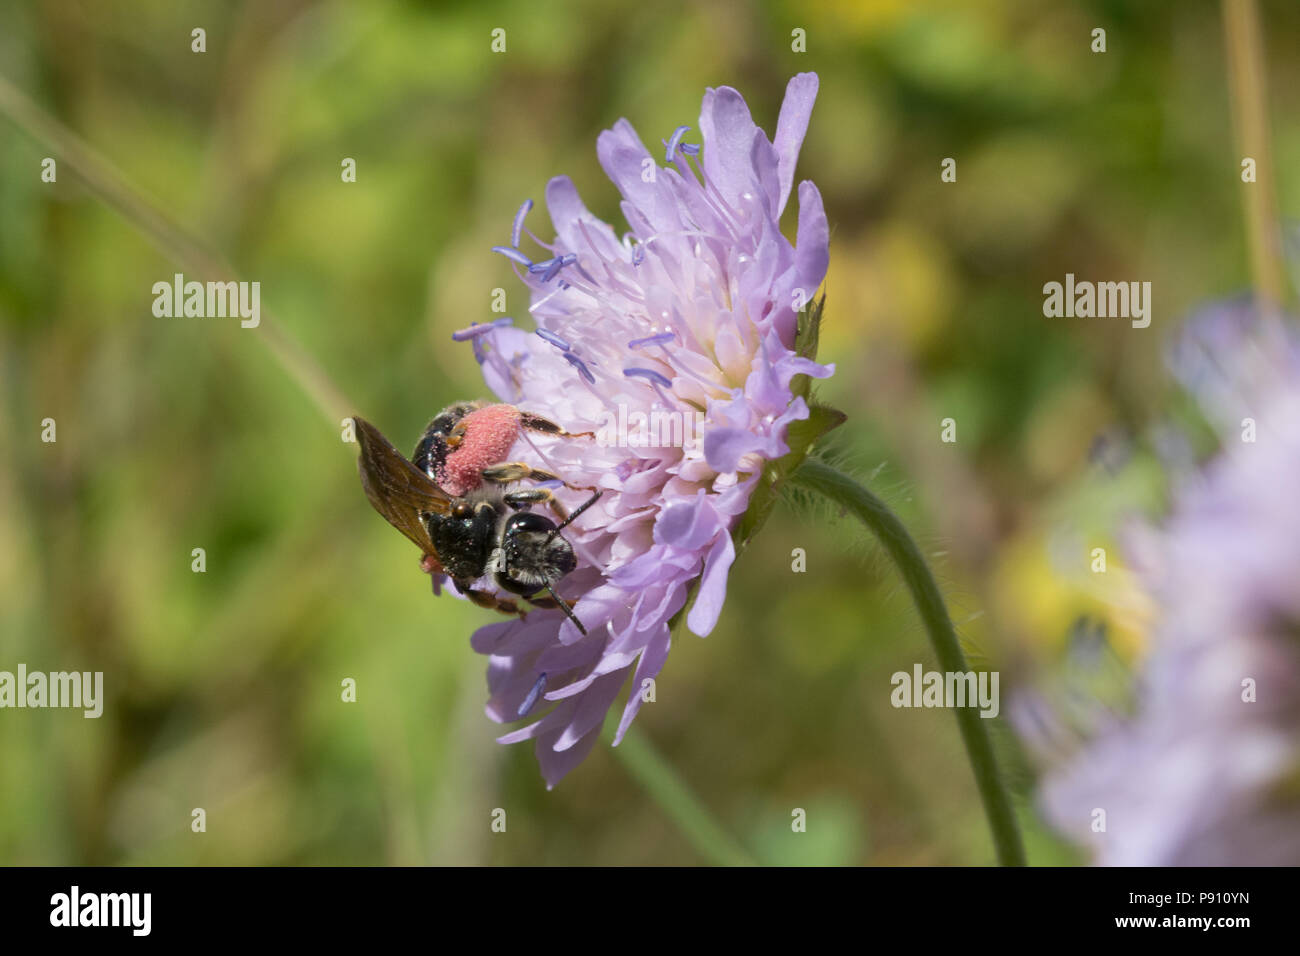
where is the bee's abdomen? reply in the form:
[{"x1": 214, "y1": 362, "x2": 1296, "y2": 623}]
[
  {"x1": 437, "y1": 404, "x2": 523, "y2": 496},
  {"x1": 412, "y1": 401, "x2": 481, "y2": 480}
]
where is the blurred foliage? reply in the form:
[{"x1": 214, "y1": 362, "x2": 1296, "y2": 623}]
[{"x1": 1, "y1": 0, "x2": 1297, "y2": 864}]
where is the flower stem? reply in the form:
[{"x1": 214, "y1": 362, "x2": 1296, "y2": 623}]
[
  {"x1": 609, "y1": 722, "x2": 757, "y2": 866},
  {"x1": 789, "y1": 458, "x2": 1026, "y2": 866}
]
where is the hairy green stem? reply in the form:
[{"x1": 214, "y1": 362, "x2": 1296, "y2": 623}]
[{"x1": 789, "y1": 458, "x2": 1026, "y2": 866}]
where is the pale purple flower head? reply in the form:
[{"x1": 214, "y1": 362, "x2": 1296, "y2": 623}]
[
  {"x1": 459, "y1": 74, "x2": 833, "y2": 787},
  {"x1": 1021, "y1": 301, "x2": 1300, "y2": 864}
]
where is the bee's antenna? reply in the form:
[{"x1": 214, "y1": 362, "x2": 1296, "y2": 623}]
[
  {"x1": 547, "y1": 489, "x2": 603, "y2": 542},
  {"x1": 546, "y1": 585, "x2": 587, "y2": 636}
]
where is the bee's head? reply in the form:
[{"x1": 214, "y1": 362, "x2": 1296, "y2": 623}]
[{"x1": 496, "y1": 511, "x2": 577, "y2": 595}]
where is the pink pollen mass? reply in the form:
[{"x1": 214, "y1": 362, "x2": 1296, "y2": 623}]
[{"x1": 436, "y1": 403, "x2": 523, "y2": 496}]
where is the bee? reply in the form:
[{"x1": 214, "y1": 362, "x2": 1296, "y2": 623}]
[{"x1": 351, "y1": 404, "x2": 600, "y2": 635}]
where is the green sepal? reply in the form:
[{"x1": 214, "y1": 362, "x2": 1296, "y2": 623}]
[{"x1": 790, "y1": 293, "x2": 826, "y2": 402}]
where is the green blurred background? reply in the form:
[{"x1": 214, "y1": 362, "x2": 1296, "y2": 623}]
[{"x1": 1, "y1": 0, "x2": 1297, "y2": 865}]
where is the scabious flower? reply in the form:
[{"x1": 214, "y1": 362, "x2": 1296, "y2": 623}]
[
  {"x1": 1020, "y1": 301, "x2": 1300, "y2": 864},
  {"x1": 455, "y1": 74, "x2": 834, "y2": 787}
]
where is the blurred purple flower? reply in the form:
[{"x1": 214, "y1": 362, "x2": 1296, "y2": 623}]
[
  {"x1": 466, "y1": 74, "x2": 834, "y2": 787},
  {"x1": 1020, "y1": 301, "x2": 1300, "y2": 864}
]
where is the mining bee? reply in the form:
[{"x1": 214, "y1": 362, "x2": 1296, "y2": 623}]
[{"x1": 351, "y1": 403, "x2": 600, "y2": 635}]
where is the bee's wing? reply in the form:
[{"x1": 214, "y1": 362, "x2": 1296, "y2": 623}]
[{"x1": 352, "y1": 416, "x2": 453, "y2": 556}]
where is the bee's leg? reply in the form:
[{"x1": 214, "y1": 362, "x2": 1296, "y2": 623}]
[
  {"x1": 519, "y1": 411, "x2": 596, "y2": 440},
  {"x1": 501, "y1": 487, "x2": 602, "y2": 530},
  {"x1": 463, "y1": 588, "x2": 526, "y2": 619},
  {"x1": 481, "y1": 461, "x2": 564, "y2": 486},
  {"x1": 463, "y1": 585, "x2": 585, "y2": 633},
  {"x1": 482, "y1": 461, "x2": 600, "y2": 501},
  {"x1": 501, "y1": 487, "x2": 555, "y2": 513},
  {"x1": 444, "y1": 420, "x2": 468, "y2": 451},
  {"x1": 502, "y1": 487, "x2": 573, "y2": 525}
]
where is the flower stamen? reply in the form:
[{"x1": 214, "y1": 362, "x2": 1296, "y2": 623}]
[
  {"x1": 663, "y1": 124, "x2": 691, "y2": 162},
  {"x1": 518, "y1": 672, "x2": 547, "y2": 717},
  {"x1": 563, "y1": 351, "x2": 597, "y2": 384},
  {"x1": 451, "y1": 317, "x2": 514, "y2": 341},
  {"x1": 511, "y1": 199, "x2": 533, "y2": 249},
  {"x1": 492, "y1": 245, "x2": 533, "y2": 268},
  {"x1": 536, "y1": 328, "x2": 572, "y2": 351},
  {"x1": 623, "y1": 367, "x2": 673, "y2": 388},
  {"x1": 628, "y1": 332, "x2": 676, "y2": 349}
]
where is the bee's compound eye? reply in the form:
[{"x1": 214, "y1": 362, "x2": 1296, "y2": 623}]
[
  {"x1": 507, "y1": 512, "x2": 557, "y2": 535},
  {"x1": 452, "y1": 501, "x2": 472, "y2": 519}
]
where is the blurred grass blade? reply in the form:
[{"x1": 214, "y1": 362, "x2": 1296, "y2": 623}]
[
  {"x1": 0, "y1": 72, "x2": 356, "y2": 427},
  {"x1": 609, "y1": 720, "x2": 756, "y2": 866},
  {"x1": 1222, "y1": 0, "x2": 1287, "y2": 307}
]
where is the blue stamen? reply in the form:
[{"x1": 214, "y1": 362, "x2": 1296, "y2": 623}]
[
  {"x1": 518, "y1": 672, "x2": 547, "y2": 717},
  {"x1": 624, "y1": 367, "x2": 673, "y2": 388},
  {"x1": 511, "y1": 199, "x2": 533, "y2": 248},
  {"x1": 536, "y1": 328, "x2": 572, "y2": 351},
  {"x1": 632, "y1": 243, "x2": 646, "y2": 266},
  {"x1": 628, "y1": 332, "x2": 676, "y2": 349},
  {"x1": 526, "y1": 254, "x2": 573, "y2": 282},
  {"x1": 492, "y1": 245, "x2": 533, "y2": 268},
  {"x1": 563, "y1": 351, "x2": 596, "y2": 384},
  {"x1": 452, "y1": 317, "x2": 513, "y2": 341},
  {"x1": 680, "y1": 143, "x2": 700, "y2": 155},
  {"x1": 664, "y1": 125, "x2": 690, "y2": 162}
]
